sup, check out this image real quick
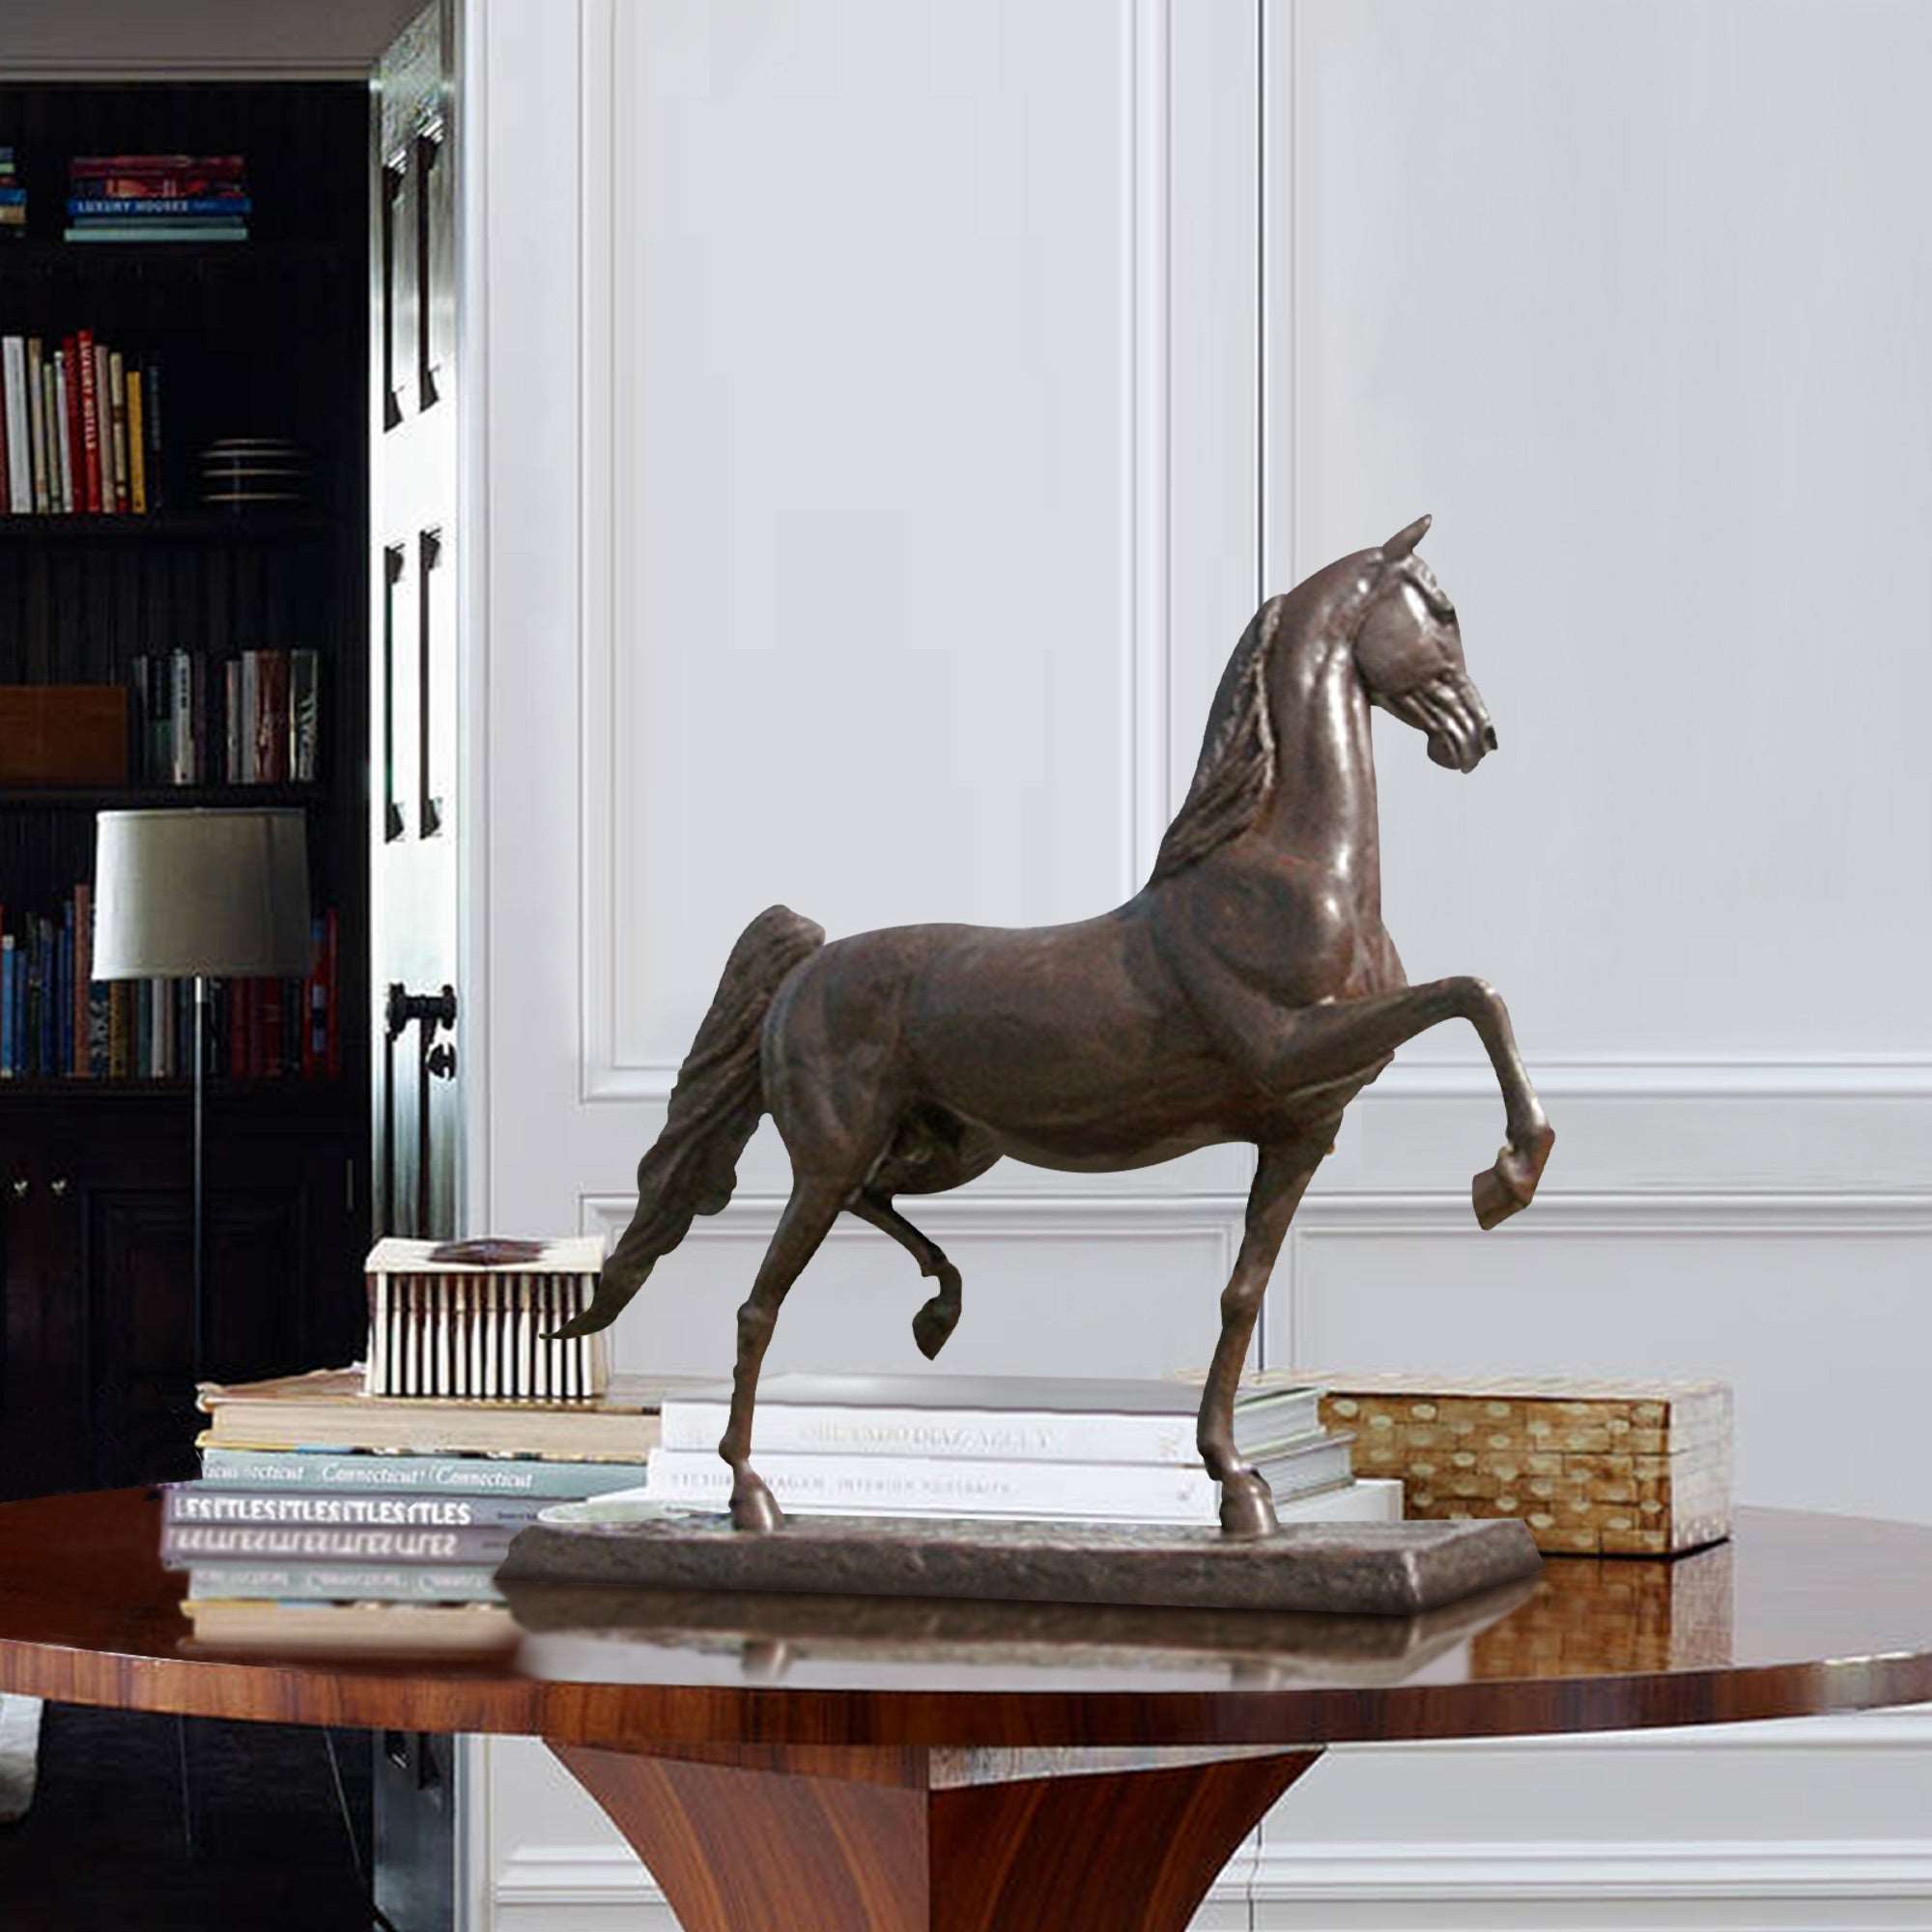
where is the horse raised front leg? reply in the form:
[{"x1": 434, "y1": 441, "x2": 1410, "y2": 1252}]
[
  {"x1": 1279, "y1": 977, "x2": 1554, "y2": 1228},
  {"x1": 1198, "y1": 1135, "x2": 1331, "y2": 1538},
  {"x1": 719, "y1": 1179, "x2": 848, "y2": 1532}
]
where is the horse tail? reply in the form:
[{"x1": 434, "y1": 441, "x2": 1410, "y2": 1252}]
[{"x1": 554, "y1": 905, "x2": 826, "y2": 1338}]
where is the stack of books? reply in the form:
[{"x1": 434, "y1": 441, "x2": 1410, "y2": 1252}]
[
  {"x1": 0, "y1": 149, "x2": 22, "y2": 236},
  {"x1": 65, "y1": 153, "x2": 249, "y2": 243},
  {"x1": 171, "y1": 1364, "x2": 669, "y2": 1653},
  {"x1": 0, "y1": 897, "x2": 340, "y2": 1082},
  {"x1": 639, "y1": 1374, "x2": 1399, "y2": 1526},
  {"x1": 0, "y1": 331, "x2": 161, "y2": 515},
  {"x1": 128, "y1": 646, "x2": 324, "y2": 786}
]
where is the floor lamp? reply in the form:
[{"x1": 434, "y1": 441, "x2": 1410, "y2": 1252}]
[{"x1": 92, "y1": 809, "x2": 312, "y2": 1390}]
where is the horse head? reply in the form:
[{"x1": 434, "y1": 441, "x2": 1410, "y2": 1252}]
[{"x1": 1353, "y1": 514, "x2": 1497, "y2": 775}]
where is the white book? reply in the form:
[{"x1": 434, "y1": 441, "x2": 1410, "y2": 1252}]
[
  {"x1": 24, "y1": 337, "x2": 46, "y2": 512},
  {"x1": 171, "y1": 649, "x2": 194, "y2": 784},
  {"x1": 658, "y1": 1372, "x2": 1324, "y2": 1467},
  {"x1": 562, "y1": 1473, "x2": 1403, "y2": 1532},
  {"x1": 640, "y1": 1431, "x2": 1355, "y2": 1525},
  {"x1": 49, "y1": 354, "x2": 71, "y2": 514},
  {"x1": 1, "y1": 336, "x2": 29, "y2": 512}
]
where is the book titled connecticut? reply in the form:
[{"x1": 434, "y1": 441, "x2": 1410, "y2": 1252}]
[{"x1": 161, "y1": 1487, "x2": 548, "y2": 1530}]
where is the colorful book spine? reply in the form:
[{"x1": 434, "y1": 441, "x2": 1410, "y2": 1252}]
[
  {"x1": 74, "y1": 328, "x2": 100, "y2": 512},
  {"x1": 60, "y1": 336, "x2": 82, "y2": 514},
  {"x1": 1, "y1": 337, "x2": 28, "y2": 511},
  {"x1": 22, "y1": 336, "x2": 45, "y2": 511},
  {"x1": 107, "y1": 349, "x2": 128, "y2": 512},
  {"x1": 48, "y1": 351, "x2": 69, "y2": 514},
  {"x1": 126, "y1": 370, "x2": 146, "y2": 513},
  {"x1": 69, "y1": 197, "x2": 254, "y2": 218}
]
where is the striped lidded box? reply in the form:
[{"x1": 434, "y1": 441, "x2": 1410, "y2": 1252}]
[{"x1": 364, "y1": 1236, "x2": 610, "y2": 1402}]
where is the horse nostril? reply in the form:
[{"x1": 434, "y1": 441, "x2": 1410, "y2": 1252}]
[{"x1": 1484, "y1": 725, "x2": 1499, "y2": 751}]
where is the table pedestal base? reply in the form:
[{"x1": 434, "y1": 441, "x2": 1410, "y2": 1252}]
[{"x1": 553, "y1": 1740, "x2": 1322, "y2": 1932}]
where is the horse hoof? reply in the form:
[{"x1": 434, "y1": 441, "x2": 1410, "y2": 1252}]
[
  {"x1": 1218, "y1": 1471, "x2": 1280, "y2": 1539},
  {"x1": 911, "y1": 1296, "x2": 957, "y2": 1360},
  {"x1": 729, "y1": 1474, "x2": 785, "y2": 1533},
  {"x1": 1472, "y1": 1121, "x2": 1555, "y2": 1229}
]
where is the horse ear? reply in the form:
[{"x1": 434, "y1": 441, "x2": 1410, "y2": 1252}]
[{"x1": 1381, "y1": 513, "x2": 1432, "y2": 560}]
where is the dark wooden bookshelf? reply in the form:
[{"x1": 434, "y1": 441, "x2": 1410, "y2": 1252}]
[
  {"x1": 0, "y1": 80, "x2": 370, "y2": 1497},
  {"x1": 0, "y1": 511, "x2": 338, "y2": 540},
  {"x1": 2, "y1": 237, "x2": 353, "y2": 267},
  {"x1": 0, "y1": 782, "x2": 327, "y2": 810}
]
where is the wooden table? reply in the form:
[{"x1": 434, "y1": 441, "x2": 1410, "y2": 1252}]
[{"x1": 3, "y1": 1492, "x2": 1931, "y2": 1931}]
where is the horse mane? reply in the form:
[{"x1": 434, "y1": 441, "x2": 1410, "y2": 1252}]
[{"x1": 1148, "y1": 598, "x2": 1285, "y2": 886}]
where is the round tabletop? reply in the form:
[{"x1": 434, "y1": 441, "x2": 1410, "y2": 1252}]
[{"x1": 2, "y1": 1490, "x2": 1929, "y2": 1752}]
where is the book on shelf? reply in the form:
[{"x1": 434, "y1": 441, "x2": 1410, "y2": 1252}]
[
  {"x1": 1, "y1": 337, "x2": 26, "y2": 511},
  {"x1": 24, "y1": 337, "x2": 45, "y2": 510},
  {"x1": 0, "y1": 331, "x2": 164, "y2": 515},
  {"x1": 0, "y1": 149, "x2": 23, "y2": 233},
  {"x1": 65, "y1": 154, "x2": 249, "y2": 243},
  {"x1": 0, "y1": 893, "x2": 340, "y2": 1081},
  {"x1": 65, "y1": 223, "x2": 249, "y2": 243},
  {"x1": 128, "y1": 647, "x2": 322, "y2": 786},
  {"x1": 69, "y1": 155, "x2": 246, "y2": 191},
  {"x1": 70, "y1": 197, "x2": 255, "y2": 219}
]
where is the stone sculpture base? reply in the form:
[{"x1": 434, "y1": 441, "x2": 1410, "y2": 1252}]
[{"x1": 497, "y1": 1510, "x2": 1541, "y2": 1616}]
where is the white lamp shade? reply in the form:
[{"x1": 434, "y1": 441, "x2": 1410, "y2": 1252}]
[{"x1": 93, "y1": 808, "x2": 312, "y2": 980}]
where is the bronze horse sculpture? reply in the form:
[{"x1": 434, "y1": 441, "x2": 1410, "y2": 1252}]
[{"x1": 562, "y1": 516, "x2": 1554, "y2": 1537}]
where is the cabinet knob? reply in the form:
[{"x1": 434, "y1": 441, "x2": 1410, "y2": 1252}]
[
  {"x1": 9, "y1": 1177, "x2": 25, "y2": 1199},
  {"x1": 48, "y1": 1178, "x2": 68, "y2": 1198}
]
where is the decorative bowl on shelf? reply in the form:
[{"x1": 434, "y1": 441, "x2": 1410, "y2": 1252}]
[{"x1": 200, "y1": 437, "x2": 310, "y2": 509}]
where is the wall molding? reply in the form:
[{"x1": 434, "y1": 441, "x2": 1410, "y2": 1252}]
[
  {"x1": 1248, "y1": 1836, "x2": 1932, "y2": 1904},
  {"x1": 1290, "y1": 1189, "x2": 1932, "y2": 1239},
  {"x1": 576, "y1": 0, "x2": 1181, "y2": 1106},
  {"x1": 1370, "y1": 1054, "x2": 1932, "y2": 1101},
  {"x1": 581, "y1": 1187, "x2": 1246, "y2": 1281}
]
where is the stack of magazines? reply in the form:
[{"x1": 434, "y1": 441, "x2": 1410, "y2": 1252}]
[
  {"x1": 639, "y1": 1374, "x2": 1399, "y2": 1525},
  {"x1": 65, "y1": 153, "x2": 249, "y2": 242}
]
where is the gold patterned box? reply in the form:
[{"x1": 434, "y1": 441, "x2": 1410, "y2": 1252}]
[{"x1": 1288, "y1": 1373, "x2": 1730, "y2": 1556}]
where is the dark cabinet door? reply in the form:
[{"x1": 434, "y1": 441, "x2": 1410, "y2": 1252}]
[
  {"x1": 0, "y1": 1101, "x2": 366, "y2": 1495},
  {"x1": 0, "y1": 1152, "x2": 87, "y2": 1501}
]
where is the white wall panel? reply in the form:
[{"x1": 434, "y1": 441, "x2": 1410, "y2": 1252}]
[
  {"x1": 1270, "y1": 0, "x2": 1932, "y2": 1071},
  {"x1": 470, "y1": 1, "x2": 1932, "y2": 1925}
]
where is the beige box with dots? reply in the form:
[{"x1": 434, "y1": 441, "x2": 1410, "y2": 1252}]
[{"x1": 1293, "y1": 1373, "x2": 1730, "y2": 1557}]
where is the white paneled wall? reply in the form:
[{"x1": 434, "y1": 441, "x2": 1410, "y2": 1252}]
[{"x1": 466, "y1": 2, "x2": 1932, "y2": 1925}]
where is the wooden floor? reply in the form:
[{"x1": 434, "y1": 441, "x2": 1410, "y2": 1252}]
[{"x1": 0, "y1": 1706, "x2": 375, "y2": 1929}]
